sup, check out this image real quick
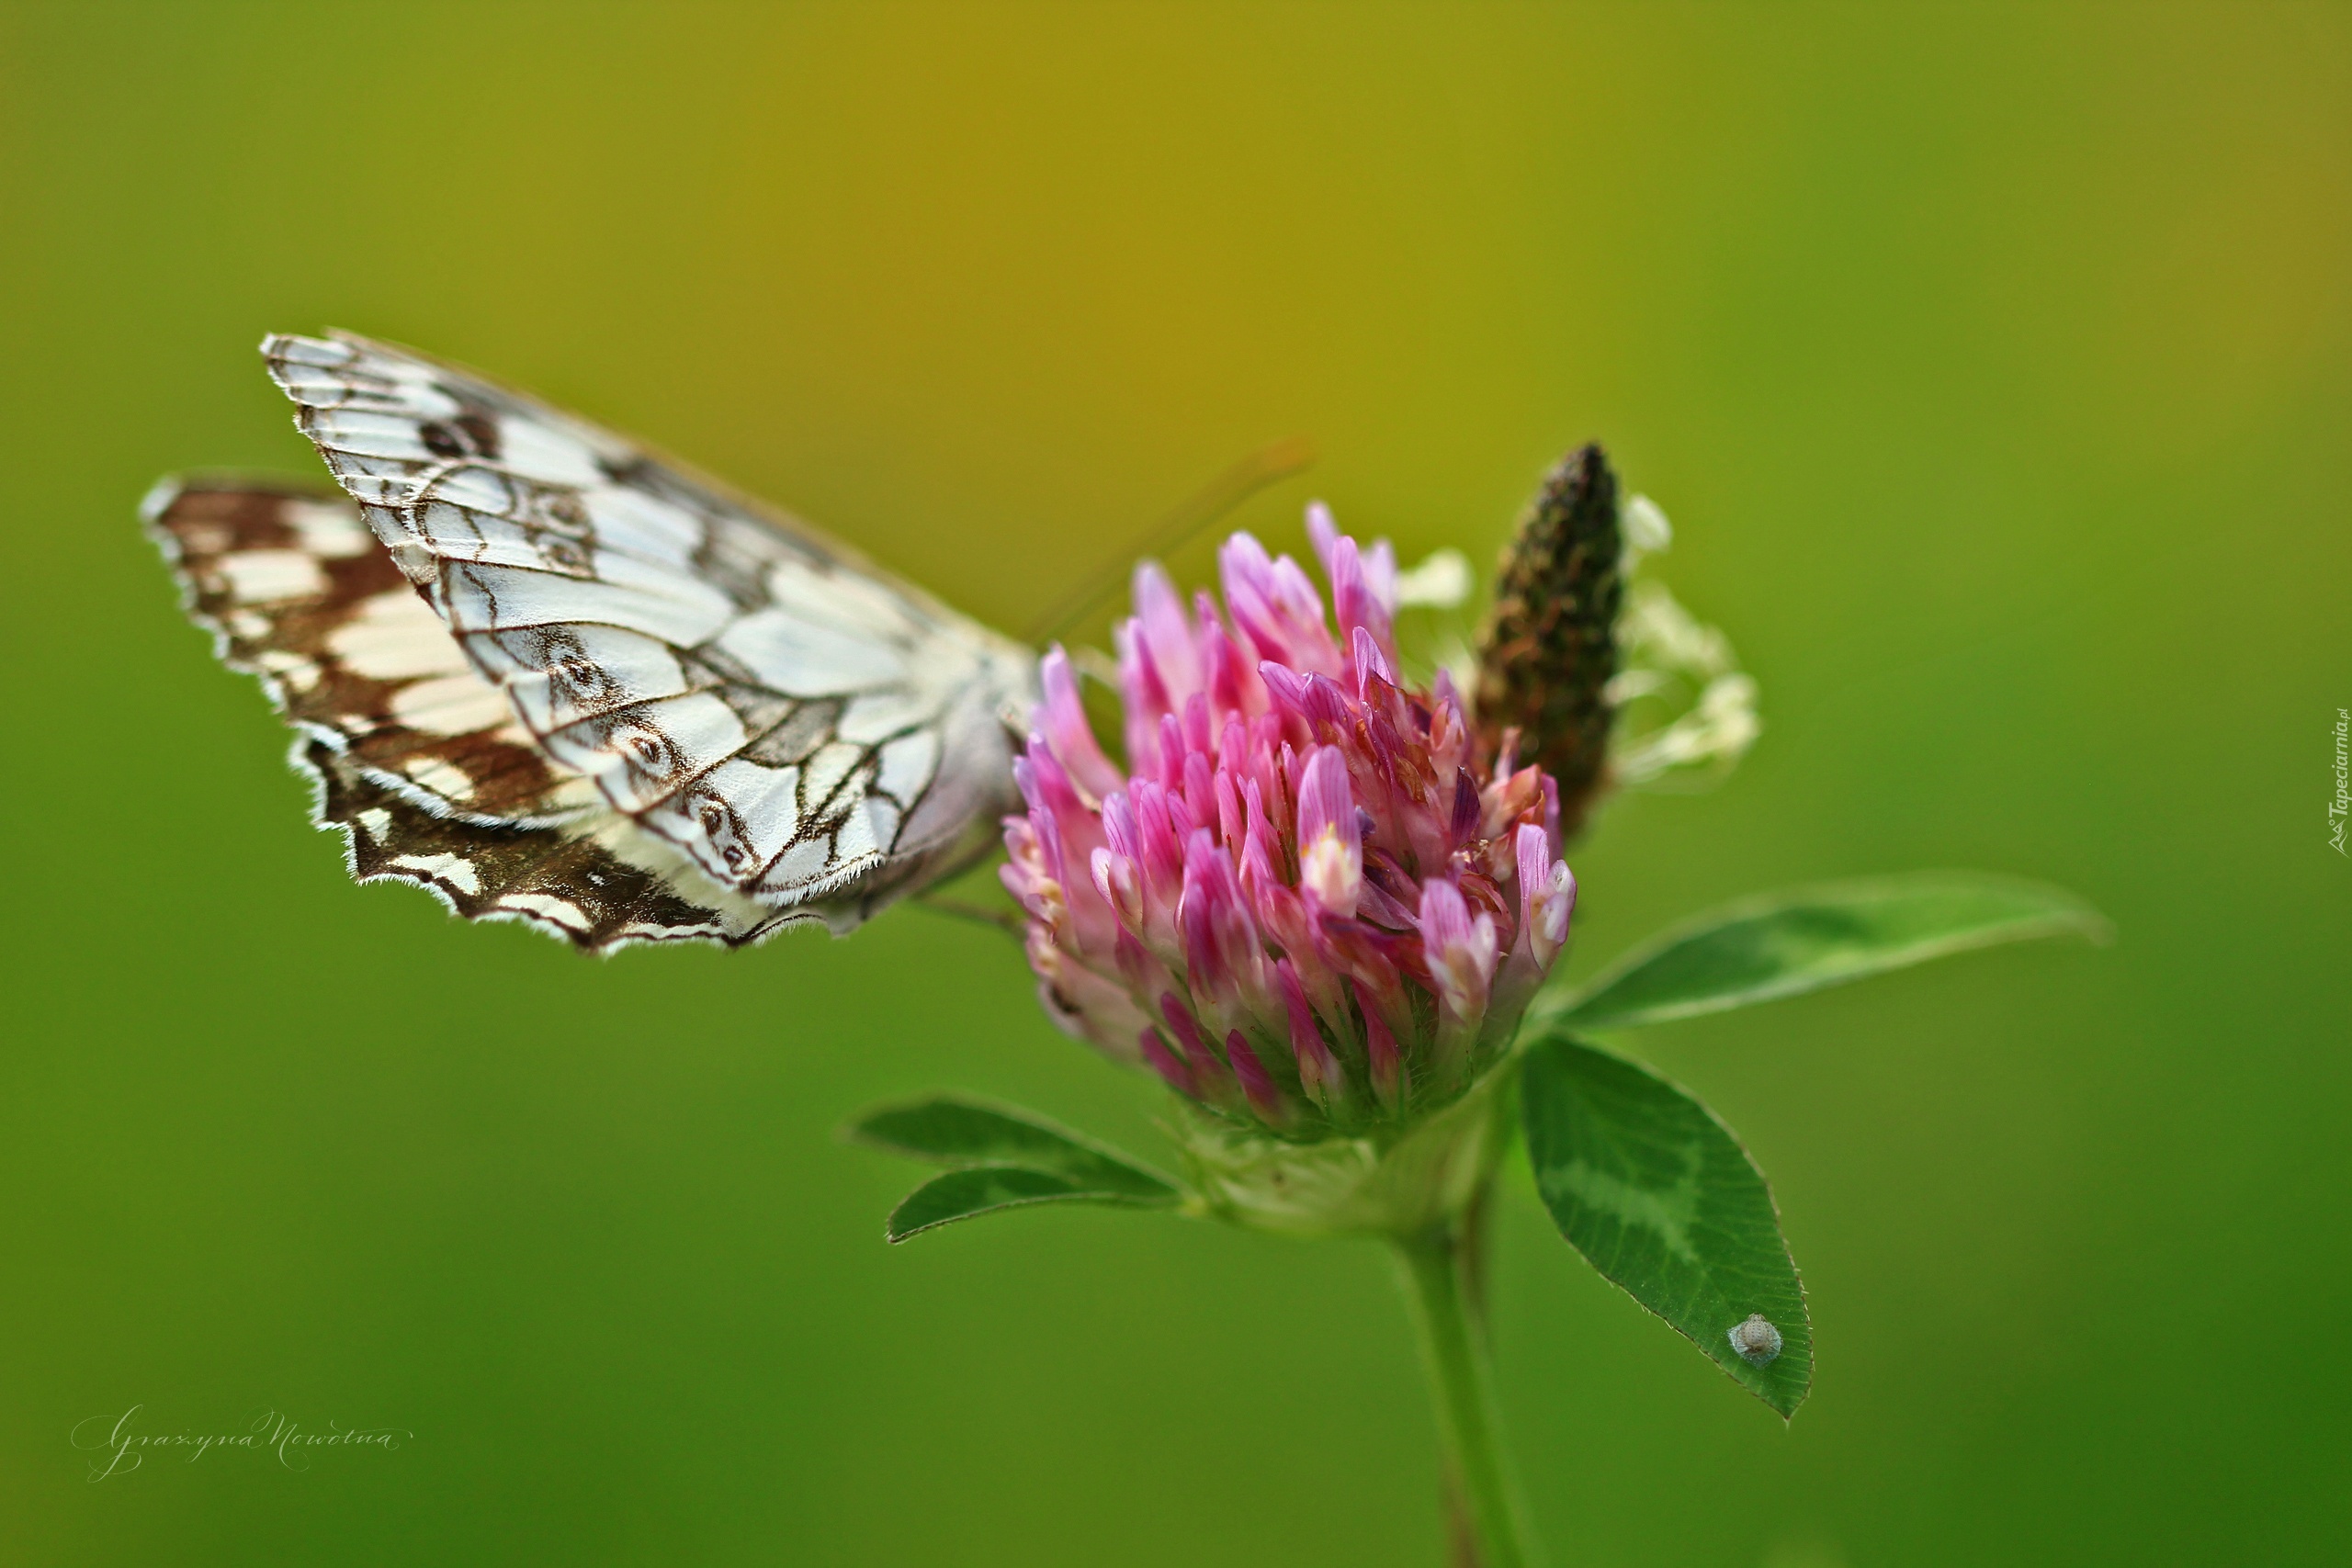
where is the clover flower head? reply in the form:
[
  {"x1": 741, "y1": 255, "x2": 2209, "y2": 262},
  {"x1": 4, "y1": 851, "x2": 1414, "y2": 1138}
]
[{"x1": 1002, "y1": 505, "x2": 1577, "y2": 1136}]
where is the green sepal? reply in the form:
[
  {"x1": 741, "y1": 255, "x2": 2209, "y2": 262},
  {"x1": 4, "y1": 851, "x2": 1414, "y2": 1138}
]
[
  {"x1": 1539, "y1": 872, "x2": 2106, "y2": 1032},
  {"x1": 1520, "y1": 1036, "x2": 1810, "y2": 1417},
  {"x1": 844, "y1": 1095, "x2": 1182, "y2": 1244}
]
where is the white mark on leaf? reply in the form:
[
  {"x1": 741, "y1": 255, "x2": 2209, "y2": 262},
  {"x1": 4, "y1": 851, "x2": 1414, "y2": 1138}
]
[{"x1": 1547, "y1": 1147, "x2": 1702, "y2": 1264}]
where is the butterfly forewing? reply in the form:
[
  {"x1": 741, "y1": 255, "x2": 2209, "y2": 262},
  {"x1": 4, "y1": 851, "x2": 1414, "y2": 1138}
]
[
  {"x1": 147, "y1": 332, "x2": 1038, "y2": 950},
  {"x1": 144, "y1": 476, "x2": 596, "y2": 826}
]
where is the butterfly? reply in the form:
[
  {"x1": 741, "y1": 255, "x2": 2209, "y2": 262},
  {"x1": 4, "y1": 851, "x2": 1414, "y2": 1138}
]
[{"x1": 146, "y1": 333, "x2": 1041, "y2": 951}]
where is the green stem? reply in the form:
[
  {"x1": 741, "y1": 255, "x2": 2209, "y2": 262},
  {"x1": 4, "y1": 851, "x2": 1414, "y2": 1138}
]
[{"x1": 1396, "y1": 1221, "x2": 1542, "y2": 1568}]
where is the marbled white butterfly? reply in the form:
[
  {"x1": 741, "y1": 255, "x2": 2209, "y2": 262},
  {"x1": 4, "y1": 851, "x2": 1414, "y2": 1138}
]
[{"x1": 146, "y1": 333, "x2": 1040, "y2": 951}]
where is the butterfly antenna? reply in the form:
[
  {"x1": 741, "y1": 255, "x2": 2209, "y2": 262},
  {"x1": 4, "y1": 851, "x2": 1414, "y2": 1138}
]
[{"x1": 1023, "y1": 435, "x2": 1317, "y2": 646}]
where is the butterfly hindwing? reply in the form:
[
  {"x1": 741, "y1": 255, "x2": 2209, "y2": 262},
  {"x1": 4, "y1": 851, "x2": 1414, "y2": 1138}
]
[
  {"x1": 146, "y1": 477, "x2": 797, "y2": 948},
  {"x1": 312, "y1": 739, "x2": 790, "y2": 949}
]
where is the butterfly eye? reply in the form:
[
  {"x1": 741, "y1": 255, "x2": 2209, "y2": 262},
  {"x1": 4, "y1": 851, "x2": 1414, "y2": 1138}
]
[{"x1": 1727, "y1": 1314, "x2": 1782, "y2": 1366}]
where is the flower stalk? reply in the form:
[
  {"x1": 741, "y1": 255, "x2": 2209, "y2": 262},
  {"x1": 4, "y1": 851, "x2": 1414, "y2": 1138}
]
[{"x1": 1398, "y1": 1193, "x2": 1540, "y2": 1568}]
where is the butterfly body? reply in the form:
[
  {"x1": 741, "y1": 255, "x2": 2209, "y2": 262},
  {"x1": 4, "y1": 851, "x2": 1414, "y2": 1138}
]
[{"x1": 148, "y1": 333, "x2": 1039, "y2": 950}]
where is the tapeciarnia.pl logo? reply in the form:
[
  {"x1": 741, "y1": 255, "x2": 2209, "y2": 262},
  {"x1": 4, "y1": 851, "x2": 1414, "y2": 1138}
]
[{"x1": 2330, "y1": 708, "x2": 2348, "y2": 856}]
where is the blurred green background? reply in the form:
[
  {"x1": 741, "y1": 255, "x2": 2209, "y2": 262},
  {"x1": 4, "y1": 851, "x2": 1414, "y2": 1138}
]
[{"x1": 3, "y1": 4, "x2": 2345, "y2": 1564}]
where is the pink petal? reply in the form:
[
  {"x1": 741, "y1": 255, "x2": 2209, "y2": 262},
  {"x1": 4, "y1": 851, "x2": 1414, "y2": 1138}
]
[
  {"x1": 1278, "y1": 957, "x2": 1345, "y2": 1106},
  {"x1": 1138, "y1": 1028, "x2": 1198, "y2": 1097},
  {"x1": 1295, "y1": 746, "x2": 1363, "y2": 916},
  {"x1": 1037, "y1": 646, "x2": 1125, "y2": 801},
  {"x1": 1225, "y1": 1032, "x2": 1286, "y2": 1123},
  {"x1": 1515, "y1": 823, "x2": 1576, "y2": 970},
  {"x1": 1419, "y1": 877, "x2": 1498, "y2": 1023},
  {"x1": 1306, "y1": 500, "x2": 1340, "y2": 575}
]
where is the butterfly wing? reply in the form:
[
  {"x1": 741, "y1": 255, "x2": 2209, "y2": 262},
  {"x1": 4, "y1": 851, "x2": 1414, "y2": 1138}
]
[
  {"x1": 149, "y1": 333, "x2": 1039, "y2": 949},
  {"x1": 149, "y1": 476, "x2": 793, "y2": 946}
]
